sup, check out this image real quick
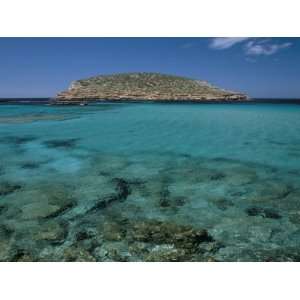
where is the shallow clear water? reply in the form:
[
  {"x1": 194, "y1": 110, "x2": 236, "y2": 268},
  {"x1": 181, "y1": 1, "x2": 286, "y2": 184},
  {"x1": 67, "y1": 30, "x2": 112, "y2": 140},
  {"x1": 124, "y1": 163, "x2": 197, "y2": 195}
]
[{"x1": 0, "y1": 102, "x2": 300, "y2": 261}]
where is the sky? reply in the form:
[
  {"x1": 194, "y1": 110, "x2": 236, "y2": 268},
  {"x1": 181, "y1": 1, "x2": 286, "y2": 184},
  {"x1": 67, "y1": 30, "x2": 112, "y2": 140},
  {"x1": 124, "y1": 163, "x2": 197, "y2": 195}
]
[{"x1": 0, "y1": 37, "x2": 299, "y2": 98}]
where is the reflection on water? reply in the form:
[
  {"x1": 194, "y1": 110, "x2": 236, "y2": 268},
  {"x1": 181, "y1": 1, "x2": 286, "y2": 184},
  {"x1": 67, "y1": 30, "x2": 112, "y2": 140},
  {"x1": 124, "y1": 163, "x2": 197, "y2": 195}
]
[{"x1": 0, "y1": 102, "x2": 300, "y2": 261}]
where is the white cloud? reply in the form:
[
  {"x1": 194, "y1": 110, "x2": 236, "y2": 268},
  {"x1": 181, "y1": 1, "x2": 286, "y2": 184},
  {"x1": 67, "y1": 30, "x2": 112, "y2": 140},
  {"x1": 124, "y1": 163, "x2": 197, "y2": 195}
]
[
  {"x1": 209, "y1": 37, "x2": 292, "y2": 59},
  {"x1": 245, "y1": 40, "x2": 292, "y2": 56},
  {"x1": 210, "y1": 37, "x2": 250, "y2": 49}
]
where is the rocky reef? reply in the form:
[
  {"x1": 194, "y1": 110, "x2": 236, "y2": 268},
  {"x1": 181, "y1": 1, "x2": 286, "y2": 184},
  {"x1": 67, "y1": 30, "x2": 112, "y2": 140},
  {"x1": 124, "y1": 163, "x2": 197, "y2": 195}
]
[
  {"x1": 55, "y1": 72, "x2": 248, "y2": 103},
  {"x1": 1, "y1": 149, "x2": 300, "y2": 262}
]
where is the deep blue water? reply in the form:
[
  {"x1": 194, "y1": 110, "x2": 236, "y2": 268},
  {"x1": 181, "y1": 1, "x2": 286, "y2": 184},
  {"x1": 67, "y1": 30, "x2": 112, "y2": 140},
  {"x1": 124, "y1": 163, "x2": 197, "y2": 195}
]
[{"x1": 0, "y1": 101, "x2": 300, "y2": 261}]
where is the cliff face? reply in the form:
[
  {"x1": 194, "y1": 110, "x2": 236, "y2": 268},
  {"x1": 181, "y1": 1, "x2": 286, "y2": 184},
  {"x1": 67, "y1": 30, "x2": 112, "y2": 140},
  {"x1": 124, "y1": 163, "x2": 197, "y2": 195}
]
[{"x1": 56, "y1": 73, "x2": 249, "y2": 102}]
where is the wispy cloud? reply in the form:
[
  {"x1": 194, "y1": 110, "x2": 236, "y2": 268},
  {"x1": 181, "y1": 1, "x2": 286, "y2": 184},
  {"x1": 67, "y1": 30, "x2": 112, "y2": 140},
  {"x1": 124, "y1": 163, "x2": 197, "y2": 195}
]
[
  {"x1": 244, "y1": 40, "x2": 292, "y2": 56},
  {"x1": 210, "y1": 37, "x2": 250, "y2": 49},
  {"x1": 209, "y1": 37, "x2": 292, "y2": 60}
]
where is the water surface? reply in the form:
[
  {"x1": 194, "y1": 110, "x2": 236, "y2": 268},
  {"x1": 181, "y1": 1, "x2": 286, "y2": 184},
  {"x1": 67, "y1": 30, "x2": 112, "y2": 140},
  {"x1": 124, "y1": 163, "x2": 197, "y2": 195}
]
[{"x1": 0, "y1": 102, "x2": 300, "y2": 261}]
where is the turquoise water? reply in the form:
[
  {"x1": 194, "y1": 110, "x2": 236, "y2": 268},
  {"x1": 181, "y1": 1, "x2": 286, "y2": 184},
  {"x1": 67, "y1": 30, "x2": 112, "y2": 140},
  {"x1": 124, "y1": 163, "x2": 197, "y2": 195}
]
[{"x1": 0, "y1": 102, "x2": 300, "y2": 261}]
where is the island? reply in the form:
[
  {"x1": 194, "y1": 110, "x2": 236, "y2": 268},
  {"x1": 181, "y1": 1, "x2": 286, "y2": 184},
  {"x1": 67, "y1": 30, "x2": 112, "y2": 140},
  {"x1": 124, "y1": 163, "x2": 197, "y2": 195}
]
[{"x1": 54, "y1": 72, "x2": 249, "y2": 103}]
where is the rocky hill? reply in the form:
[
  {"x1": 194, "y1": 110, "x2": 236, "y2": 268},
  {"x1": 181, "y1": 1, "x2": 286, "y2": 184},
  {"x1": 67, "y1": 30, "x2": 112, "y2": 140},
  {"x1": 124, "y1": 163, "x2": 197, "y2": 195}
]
[{"x1": 55, "y1": 72, "x2": 248, "y2": 102}]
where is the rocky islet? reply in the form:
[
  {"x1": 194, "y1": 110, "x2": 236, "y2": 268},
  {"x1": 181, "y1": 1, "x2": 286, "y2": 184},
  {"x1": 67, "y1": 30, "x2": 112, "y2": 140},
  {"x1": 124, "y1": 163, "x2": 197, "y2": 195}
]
[{"x1": 55, "y1": 72, "x2": 248, "y2": 103}]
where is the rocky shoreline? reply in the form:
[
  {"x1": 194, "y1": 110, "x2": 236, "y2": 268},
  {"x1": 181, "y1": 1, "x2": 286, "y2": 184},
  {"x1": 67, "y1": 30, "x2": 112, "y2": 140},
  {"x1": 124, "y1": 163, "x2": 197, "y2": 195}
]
[{"x1": 51, "y1": 98, "x2": 250, "y2": 106}]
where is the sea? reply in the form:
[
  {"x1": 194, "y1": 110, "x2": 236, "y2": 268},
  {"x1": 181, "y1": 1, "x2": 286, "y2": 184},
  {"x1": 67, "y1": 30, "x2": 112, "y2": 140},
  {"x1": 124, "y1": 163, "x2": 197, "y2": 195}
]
[{"x1": 0, "y1": 98, "x2": 300, "y2": 261}]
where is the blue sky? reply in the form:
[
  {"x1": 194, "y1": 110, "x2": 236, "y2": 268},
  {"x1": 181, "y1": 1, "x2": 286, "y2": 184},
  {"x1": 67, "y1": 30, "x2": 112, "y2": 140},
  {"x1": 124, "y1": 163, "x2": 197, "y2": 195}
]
[{"x1": 0, "y1": 37, "x2": 299, "y2": 98}]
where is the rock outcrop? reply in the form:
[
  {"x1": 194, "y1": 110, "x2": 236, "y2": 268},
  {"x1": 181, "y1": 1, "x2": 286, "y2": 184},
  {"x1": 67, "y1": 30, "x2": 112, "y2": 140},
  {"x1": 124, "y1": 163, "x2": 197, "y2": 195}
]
[{"x1": 55, "y1": 72, "x2": 249, "y2": 103}]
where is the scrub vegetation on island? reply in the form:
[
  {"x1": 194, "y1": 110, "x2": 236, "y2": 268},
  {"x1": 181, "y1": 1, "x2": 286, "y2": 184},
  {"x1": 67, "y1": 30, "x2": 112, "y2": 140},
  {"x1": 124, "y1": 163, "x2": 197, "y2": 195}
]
[{"x1": 56, "y1": 72, "x2": 248, "y2": 103}]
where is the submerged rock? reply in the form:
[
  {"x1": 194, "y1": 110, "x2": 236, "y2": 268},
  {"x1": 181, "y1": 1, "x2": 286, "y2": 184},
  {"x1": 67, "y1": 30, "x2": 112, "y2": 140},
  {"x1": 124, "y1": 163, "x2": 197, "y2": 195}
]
[
  {"x1": 245, "y1": 206, "x2": 282, "y2": 219},
  {"x1": 275, "y1": 191, "x2": 300, "y2": 212},
  {"x1": 20, "y1": 162, "x2": 41, "y2": 170},
  {"x1": 0, "y1": 240, "x2": 12, "y2": 261},
  {"x1": 128, "y1": 242, "x2": 149, "y2": 256},
  {"x1": 261, "y1": 248, "x2": 300, "y2": 262},
  {"x1": 112, "y1": 177, "x2": 131, "y2": 201},
  {"x1": 101, "y1": 221, "x2": 126, "y2": 241},
  {"x1": 0, "y1": 223, "x2": 15, "y2": 261},
  {"x1": 47, "y1": 194, "x2": 76, "y2": 218},
  {"x1": 130, "y1": 227, "x2": 219, "y2": 261},
  {"x1": 247, "y1": 181, "x2": 293, "y2": 203},
  {"x1": 20, "y1": 188, "x2": 76, "y2": 220},
  {"x1": 156, "y1": 184, "x2": 187, "y2": 209},
  {"x1": 0, "y1": 223, "x2": 14, "y2": 239},
  {"x1": 0, "y1": 182, "x2": 21, "y2": 196},
  {"x1": 158, "y1": 187, "x2": 171, "y2": 207},
  {"x1": 211, "y1": 198, "x2": 234, "y2": 211},
  {"x1": 158, "y1": 197, "x2": 171, "y2": 208},
  {"x1": 93, "y1": 243, "x2": 130, "y2": 262},
  {"x1": 90, "y1": 218, "x2": 216, "y2": 261},
  {"x1": 145, "y1": 244, "x2": 188, "y2": 262},
  {"x1": 209, "y1": 172, "x2": 226, "y2": 181},
  {"x1": 21, "y1": 203, "x2": 62, "y2": 219},
  {"x1": 158, "y1": 196, "x2": 187, "y2": 209},
  {"x1": 75, "y1": 229, "x2": 94, "y2": 242},
  {"x1": 87, "y1": 178, "x2": 131, "y2": 213},
  {"x1": 70, "y1": 226, "x2": 99, "y2": 253},
  {"x1": 0, "y1": 204, "x2": 8, "y2": 215},
  {"x1": 9, "y1": 248, "x2": 36, "y2": 262},
  {"x1": 33, "y1": 220, "x2": 68, "y2": 244},
  {"x1": 224, "y1": 246, "x2": 300, "y2": 262},
  {"x1": 288, "y1": 212, "x2": 300, "y2": 224},
  {"x1": 0, "y1": 135, "x2": 37, "y2": 146},
  {"x1": 63, "y1": 246, "x2": 96, "y2": 262},
  {"x1": 128, "y1": 220, "x2": 212, "y2": 249},
  {"x1": 43, "y1": 138, "x2": 80, "y2": 149}
]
